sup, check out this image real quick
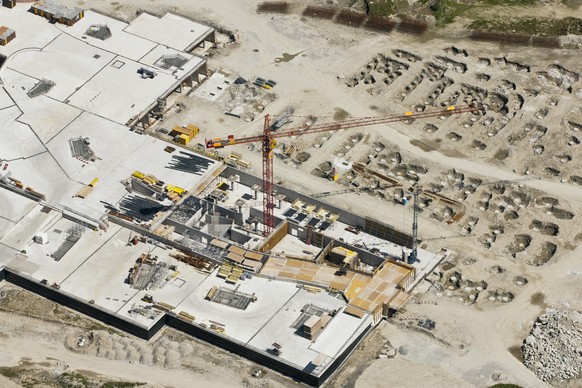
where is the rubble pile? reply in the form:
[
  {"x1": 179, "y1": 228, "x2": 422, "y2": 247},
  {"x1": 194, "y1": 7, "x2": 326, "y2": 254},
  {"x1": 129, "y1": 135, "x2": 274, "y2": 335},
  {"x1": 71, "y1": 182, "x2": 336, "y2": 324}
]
[{"x1": 522, "y1": 309, "x2": 582, "y2": 383}]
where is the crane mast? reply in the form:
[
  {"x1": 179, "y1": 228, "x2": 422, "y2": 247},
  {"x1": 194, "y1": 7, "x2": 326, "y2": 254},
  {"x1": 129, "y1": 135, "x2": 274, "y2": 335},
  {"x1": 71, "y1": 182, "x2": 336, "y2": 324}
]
[
  {"x1": 262, "y1": 115, "x2": 275, "y2": 236},
  {"x1": 205, "y1": 105, "x2": 478, "y2": 237},
  {"x1": 410, "y1": 184, "x2": 421, "y2": 264}
]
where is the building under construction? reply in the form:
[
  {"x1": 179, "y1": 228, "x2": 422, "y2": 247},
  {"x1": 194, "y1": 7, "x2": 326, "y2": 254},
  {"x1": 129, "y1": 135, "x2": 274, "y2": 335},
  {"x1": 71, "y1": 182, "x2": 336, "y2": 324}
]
[{"x1": 0, "y1": 2, "x2": 451, "y2": 386}]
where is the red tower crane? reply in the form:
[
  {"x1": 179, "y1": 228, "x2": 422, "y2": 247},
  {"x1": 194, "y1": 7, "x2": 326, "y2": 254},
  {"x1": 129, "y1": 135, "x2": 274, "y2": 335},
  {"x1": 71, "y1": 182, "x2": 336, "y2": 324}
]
[{"x1": 206, "y1": 105, "x2": 477, "y2": 237}]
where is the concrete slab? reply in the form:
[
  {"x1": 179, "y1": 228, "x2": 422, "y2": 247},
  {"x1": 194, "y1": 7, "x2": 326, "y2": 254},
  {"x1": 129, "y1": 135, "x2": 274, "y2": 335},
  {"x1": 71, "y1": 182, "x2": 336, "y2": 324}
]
[
  {"x1": 0, "y1": 189, "x2": 37, "y2": 224},
  {"x1": 0, "y1": 218, "x2": 16, "y2": 242},
  {"x1": 139, "y1": 45, "x2": 205, "y2": 79},
  {"x1": 66, "y1": 56, "x2": 180, "y2": 125},
  {"x1": 54, "y1": 10, "x2": 157, "y2": 61},
  {"x1": 0, "y1": 206, "x2": 59, "y2": 252},
  {"x1": 55, "y1": 226, "x2": 145, "y2": 313},
  {"x1": 272, "y1": 234, "x2": 321, "y2": 257},
  {"x1": 44, "y1": 111, "x2": 154, "y2": 212},
  {"x1": 0, "y1": 4, "x2": 62, "y2": 57},
  {"x1": 23, "y1": 217, "x2": 115, "y2": 283},
  {"x1": 192, "y1": 72, "x2": 234, "y2": 102},
  {"x1": 116, "y1": 256, "x2": 211, "y2": 328},
  {"x1": 175, "y1": 274, "x2": 299, "y2": 343},
  {"x1": 0, "y1": 244, "x2": 18, "y2": 267},
  {"x1": 125, "y1": 13, "x2": 213, "y2": 52},
  {"x1": 310, "y1": 308, "x2": 372, "y2": 358},
  {"x1": 2, "y1": 68, "x2": 83, "y2": 144},
  {"x1": 246, "y1": 288, "x2": 348, "y2": 368},
  {"x1": 8, "y1": 33, "x2": 117, "y2": 102},
  {"x1": 0, "y1": 106, "x2": 46, "y2": 160},
  {"x1": 0, "y1": 87, "x2": 14, "y2": 110},
  {"x1": 2, "y1": 151, "x2": 82, "y2": 207}
]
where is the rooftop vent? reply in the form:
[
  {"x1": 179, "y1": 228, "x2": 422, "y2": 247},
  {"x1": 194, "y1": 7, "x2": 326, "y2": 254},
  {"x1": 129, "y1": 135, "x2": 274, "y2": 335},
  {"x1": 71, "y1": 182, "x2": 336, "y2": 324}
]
[
  {"x1": 27, "y1": 78, "x2": 55, "y2": 98},
  {"x1": 154, "y1": 54, "x2": 188, "y2": 70},
  {"x1": 85, "y1": 24, "x2": 112, "y2": 40}
]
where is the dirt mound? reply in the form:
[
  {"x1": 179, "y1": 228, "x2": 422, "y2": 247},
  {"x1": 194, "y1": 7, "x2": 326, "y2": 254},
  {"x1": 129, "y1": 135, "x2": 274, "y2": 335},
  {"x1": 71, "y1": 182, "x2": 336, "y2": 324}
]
[{"x1": 67, "y1": 330, "x2": 194, "y2": 369}]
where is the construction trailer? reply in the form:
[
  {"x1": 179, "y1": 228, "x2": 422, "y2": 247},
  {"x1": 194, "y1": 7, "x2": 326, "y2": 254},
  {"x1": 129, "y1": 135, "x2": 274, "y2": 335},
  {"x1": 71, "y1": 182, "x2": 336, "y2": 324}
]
[
  {"x1": 30, "y1": 0, "x2": 84, "y2": 26},
  {"x1": 0, "y1": 26, "x2": 15, "y2": 46},
  {"x1": 2, "y1": 0, "x2": 15, "y2": 9}
]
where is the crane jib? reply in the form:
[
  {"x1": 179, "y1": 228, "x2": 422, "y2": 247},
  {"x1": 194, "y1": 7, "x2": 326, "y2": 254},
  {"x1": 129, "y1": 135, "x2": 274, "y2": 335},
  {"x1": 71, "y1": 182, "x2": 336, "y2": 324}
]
[{"x1": 207, "y1": 105, "x2": 477, "y2": 146}]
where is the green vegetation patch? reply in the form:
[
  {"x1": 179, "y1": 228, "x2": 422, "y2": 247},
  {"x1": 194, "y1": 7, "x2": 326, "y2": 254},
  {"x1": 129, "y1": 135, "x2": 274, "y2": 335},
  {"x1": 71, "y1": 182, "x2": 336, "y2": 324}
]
[
  {"x1": 0, "y1": 367, "x2": 25, "y2": 379},
  {"x1": 57, "y1": 372, "x2": 89, "y2": 387},
  {"x1": 102, "y1": 381, "x2": 146, "y2": 388},
  {"x1": 430, "y1": 0, "x2": 472, "y2": 25},
  {"x1": 369, "y1": 0, "x2": 398, "y2": 17},
  {"x1": 469, "y1": 16, "x2": 582, "y2": 36},
  {"x1": 480, "y1": 0, "x2": 537, "y2": 5}
]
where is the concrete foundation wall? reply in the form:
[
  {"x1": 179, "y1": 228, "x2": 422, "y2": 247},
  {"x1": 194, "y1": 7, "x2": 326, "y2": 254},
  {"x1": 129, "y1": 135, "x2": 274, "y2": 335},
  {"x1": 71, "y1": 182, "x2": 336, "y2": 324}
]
[
  {"x1": 222, "y1": 167, "x2": 413, "y2": 248},
  {"x1": 287, "y1": 220, "x2": 395, "y2": 267},
  {"x1": 163, "y1": 218, "x2": 213, "y2": 245},
  {"x1": 229, "y1": 228, "x2": 254, "y2": 245},
  {"x1": 210, "y1": 201, "x2": 244, "y2": 226},
  {"x1": 249, "y1": 206, "x2": 284, "y2": 229},
  {"x1": 0, "y1": 266, "x2": 371, "y2": 387},
  {"x1": 2, "y1": 268, "x2": 154, "y2": 339}
]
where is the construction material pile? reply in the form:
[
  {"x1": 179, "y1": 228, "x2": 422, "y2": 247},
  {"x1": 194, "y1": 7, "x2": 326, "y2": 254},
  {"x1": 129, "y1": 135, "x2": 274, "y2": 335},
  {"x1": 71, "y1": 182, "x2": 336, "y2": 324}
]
[{"x1": 522, "y1": 309, "x2": 582, "y2": 383}]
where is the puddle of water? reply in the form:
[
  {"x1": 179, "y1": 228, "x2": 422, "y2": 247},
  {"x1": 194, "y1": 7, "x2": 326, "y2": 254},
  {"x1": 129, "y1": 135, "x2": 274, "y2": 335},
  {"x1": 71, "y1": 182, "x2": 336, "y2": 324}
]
[
  {"x1": 333, "y1": 107, "x2": 349, "y2": 121},
  {"x1": 530, "y1": 292, "x2": 548, "y2": 309},
  {"x1": 275, "y1": 52, "x2": 300, "y2": 63}
]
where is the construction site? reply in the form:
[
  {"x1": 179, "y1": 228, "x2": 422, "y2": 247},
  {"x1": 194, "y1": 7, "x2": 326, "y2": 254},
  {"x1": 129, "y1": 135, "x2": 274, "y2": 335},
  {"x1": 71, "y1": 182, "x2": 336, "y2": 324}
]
[{"x1": 0, "y1": 0, "x2": 582, "y2": 387}]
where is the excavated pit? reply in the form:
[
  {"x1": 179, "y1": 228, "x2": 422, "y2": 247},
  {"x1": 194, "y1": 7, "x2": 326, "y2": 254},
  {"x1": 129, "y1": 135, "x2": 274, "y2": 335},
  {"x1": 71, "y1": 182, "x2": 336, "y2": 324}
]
[
  {"x1": 530, "y1": 220, "x2": 559, "y2": 236},
  {"x1": 508, "y1": 234, "x2": 532, "y2": 256},
  {"x1": 531, "y1": 242, "x2": 557, "y2": 266}
]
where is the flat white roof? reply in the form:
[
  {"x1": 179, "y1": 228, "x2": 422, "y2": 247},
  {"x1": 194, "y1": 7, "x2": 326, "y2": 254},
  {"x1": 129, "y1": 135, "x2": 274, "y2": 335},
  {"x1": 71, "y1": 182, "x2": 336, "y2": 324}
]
[
  {"x1": 55, "y1": 10, "x2": 158, "y2": 61},
  {"x1": 175, "y1": 274, "x2": 300, "y2": 343},
  {"x1": 139, "y1": 45, "x2": 205, "y2": 79},
  {"x1": 193, "y1": 72, "x2": 234, "y2": 102},
  {"x1": 125, "y1": 13, "x2": 213, "y2": 52},
  {"x1": 310, "y1": 309, "x2": 372, "y2": 357},
  {"x1": 43, "y1": 111, "x2": 219, "y2": 214},
  {"x1": 0, "y1": 87, "x2": 13, "y2": 109},
  {"x1": 1, "y1": 68, "x2": 83, "y2": 144},
  {"x1": 0, "y1": 105, "x2": 46, "y2": 160},
  {"x1": 246, "y1": 288, "x2": 350, "y2": 368},
  {"x1": 66, "y1": 57, "x2": 180, "y2": 125},
  {"x1": 7, "y1": 33, "x2": 116, "y2": 102},
  {"x1": 0, "y1": 5, "x2": 208, "y2": 126},
  {"x1": 0, "y1": 4, "x2": 62, "y2": 57}
]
